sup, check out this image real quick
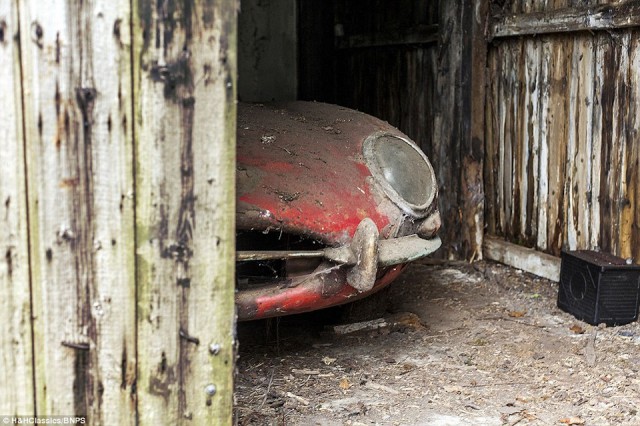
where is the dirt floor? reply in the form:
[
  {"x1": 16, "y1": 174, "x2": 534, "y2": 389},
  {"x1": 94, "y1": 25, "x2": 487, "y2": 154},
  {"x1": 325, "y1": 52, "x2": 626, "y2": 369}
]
[{"x1": 234, "y1": 260, "x2": 640, "y2": 425}]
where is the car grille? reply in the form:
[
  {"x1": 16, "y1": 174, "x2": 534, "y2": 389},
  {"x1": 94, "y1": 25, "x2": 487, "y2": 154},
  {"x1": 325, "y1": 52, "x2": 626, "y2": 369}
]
[{"x1": 236, "y1": 230, "x2": 326, "y2": 289}]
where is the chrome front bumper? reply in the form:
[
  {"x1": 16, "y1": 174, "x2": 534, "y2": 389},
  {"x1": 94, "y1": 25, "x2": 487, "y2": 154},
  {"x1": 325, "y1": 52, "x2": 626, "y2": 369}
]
[{"x1": 237, "y1": 217, "x2": 441, "y2": 293}]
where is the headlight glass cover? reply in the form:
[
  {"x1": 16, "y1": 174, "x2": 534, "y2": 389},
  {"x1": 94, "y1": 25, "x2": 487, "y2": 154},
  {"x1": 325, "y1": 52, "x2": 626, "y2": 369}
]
[{"x1": 363, "y1": 133, "x2": 437, "y2": 217}]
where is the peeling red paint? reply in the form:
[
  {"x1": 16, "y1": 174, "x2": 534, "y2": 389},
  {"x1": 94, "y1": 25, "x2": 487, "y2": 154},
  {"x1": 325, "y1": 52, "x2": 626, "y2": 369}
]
[
  {"x1": 237, "y1": 265, "x2": 404, "y2": 320},
  {"x1": 237, "y1": 156, "x2": 295, "y2": 174},
  {"x1": 236, "y1": 102, "x2": 403, "y2": 243},
  {"x1": 235, "y1": 101, "x2": 439, "y2": 319}
]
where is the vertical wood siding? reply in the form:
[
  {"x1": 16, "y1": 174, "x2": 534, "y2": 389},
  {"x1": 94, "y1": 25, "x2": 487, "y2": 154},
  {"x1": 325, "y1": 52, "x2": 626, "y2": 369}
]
[
  {"x1": 486, "y1": 0, "x2": 640, "y2": 260},
  {"x1": 133, "y1": 0, "x2": 236, "y2": 424},
  {"x1": 332, "y1": 0, "x2": 438, "y2": 152},
  {"x1": 1, "y1": 0, "x2": 236, "y2": 423},
  {"x1": 0, "y1": 1, "x2": 35, "y2": 414}
]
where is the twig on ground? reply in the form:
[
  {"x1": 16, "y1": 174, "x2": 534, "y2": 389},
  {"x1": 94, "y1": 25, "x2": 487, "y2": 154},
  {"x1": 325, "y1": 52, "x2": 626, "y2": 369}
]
[
  {"x1": 462, "y1": 381, "x2": 533, "y2": 387},
  {"x1": 286, "y1": 392, "x2": 310, "y2": 406},
  {"x1": 292, "y1": 369, "x2": 321, "y2": 375},
  {"x1": 479, "y1": 316, "x2": 547, "y2": 329},
  {"x1": 585, "y1": 329, "x2": 598, "y2": 367},
  {"x1": 508, "y1": 417, "x2": 525, "y2": 426},
  {"x1": 365, "y1": 382, "x2": 400, "y2": 395},
  {"x1": 260, "y1": 369, "x2": 275, "y2": 409}
]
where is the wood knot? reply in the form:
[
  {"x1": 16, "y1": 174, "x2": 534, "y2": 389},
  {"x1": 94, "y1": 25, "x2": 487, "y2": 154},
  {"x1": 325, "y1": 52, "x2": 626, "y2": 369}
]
[
  {"x1": 31, "y1": 21, "x2": 43, "y2": 48},
  {"x1": 0, "y1": 20, "x2": 6, "y2": 44}
]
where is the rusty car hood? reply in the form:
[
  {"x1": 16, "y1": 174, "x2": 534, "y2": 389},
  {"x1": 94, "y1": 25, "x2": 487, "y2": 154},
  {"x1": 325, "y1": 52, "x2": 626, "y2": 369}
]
[{"x1": 237, "y1": 101, "x2": 408, "y2": 245}]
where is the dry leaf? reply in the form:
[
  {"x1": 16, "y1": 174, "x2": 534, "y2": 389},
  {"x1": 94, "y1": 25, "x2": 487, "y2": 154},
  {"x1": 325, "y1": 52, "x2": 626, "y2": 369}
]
[
  {"x1": 508, "y1": 310, "x2": 526, "y2": 318},
  {"x1": 339, "y1": 377, "x2": 352, "y2": 390},
  {"x1": 559, "y1": 417, "x2": 585, "y2": 425},
  {"x1": 570, "y1": 324, "x2": 585, "y2": 334}
]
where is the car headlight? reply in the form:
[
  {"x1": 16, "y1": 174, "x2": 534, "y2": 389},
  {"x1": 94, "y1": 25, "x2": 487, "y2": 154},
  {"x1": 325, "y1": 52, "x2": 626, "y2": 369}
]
[{"x1": 363, "y1": 132, "x2": 437, "y2": 218}]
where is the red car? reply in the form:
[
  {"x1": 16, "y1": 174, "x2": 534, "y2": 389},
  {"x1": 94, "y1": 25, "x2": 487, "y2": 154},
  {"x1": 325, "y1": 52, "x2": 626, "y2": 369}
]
[{"x1": 236, "y1": 101, "x2": 441, "y2": 320}]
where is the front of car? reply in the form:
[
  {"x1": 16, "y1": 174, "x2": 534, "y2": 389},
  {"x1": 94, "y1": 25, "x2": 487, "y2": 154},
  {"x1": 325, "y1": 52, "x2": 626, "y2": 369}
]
[{"x1": 236, "y1": 101, "x2": 441, "y2": 320}]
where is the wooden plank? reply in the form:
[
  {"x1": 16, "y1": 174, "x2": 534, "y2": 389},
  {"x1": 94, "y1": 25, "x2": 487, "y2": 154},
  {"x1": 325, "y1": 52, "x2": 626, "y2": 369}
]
[
  {"x1": 403, "y1": 49, "x2": 430, "y2": 152},
  {"x1": 615, "y1": 32, "x2": 632, "y2": 258},
  {"x1": 484, "y1": 48, "x2": 499, "y2": 236},
  {"x1": 568, "y1": 33, "x2": 598, "y2": 252},
  {"x1": 492, "y1": 0, "x2": 640, "y2": 39},
  {"x1": 503, "y1": 44, "x2": 516, "y2": 238},
  {"x1": 523, "y1": 0, "x2": 548, "y2": 247},
  {"x1": 497, "y1": 43, "x2": 509, "y2": 236},
  {"x1": 598, "y1": 33, "x2": 627, "y2": 255},
  {"x1": 536, "y1": 37, "x2": 551, "y2": 251},
  {"x1": 336, "y1": 24, "x2": 438, "y2": 49},
  {"x1": 483, "y1": 236, "x2": 561, "y2": 281},
  {"x1": 522, "y1": 35, "x2": 542, "y2": 245},
  {"x1": 19, "y1": 0, "x2": 136, "y2": 422},
  {"x1": 573, "y1": 35, "x2": 595, "y2": 250},
  {"x1": 433, "y1": 0, "x2": 487, "y2": 260},
  {"x1": 238, "y1": 0, "x2": 296, "y2": 102},
  {"x1": 298, "y1": 0, "x2": 337, "y2": 102},
  {"x1": 430, "y1": 1, "x2": 463, "y2": 258},
  {"x1": 546, "y1": 34, "x2": 572, "y2": 255},
  {"x1": 133, "y1": 0, "x2": 236, "y2": 424},
  {"x1": 513, "y1": 40, "x2": 526, "y2": 241},
  {"x1": 0, "y1": 1, "x2": 35, "y2": 414},
  {"x1": 590, "y1": 33, "x2": 604, "y2": 251},
  {"x1": 629, "y1": 34, "x2": 640, "y2": 263},
  {"x1": 521, "y1": 0, "x2": 546, "y2": 247},
  {"x1": 564, "y1": 34, "x2": 580, "y2": 250}
]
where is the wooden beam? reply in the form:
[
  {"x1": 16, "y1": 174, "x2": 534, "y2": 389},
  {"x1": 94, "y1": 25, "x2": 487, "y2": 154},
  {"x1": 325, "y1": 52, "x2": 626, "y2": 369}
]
[
  {"x1": 460, "y1": 0, "x2": 489, "y2": 260},
  {"x1": 483, "y1": 235, "x2": 561, "y2": 282},
  {"x1": 433, "y1": 2, "x2": 464, "y2": 259},
  {"x1": 433, "y1": 0, "x2": 488, "y2": 260},
  {"x1": 491, "y1": 1, "x2": 640, "y2": 39},
  {"x1": 336, "y1": 24, "x2": 438, "y2": 49}
]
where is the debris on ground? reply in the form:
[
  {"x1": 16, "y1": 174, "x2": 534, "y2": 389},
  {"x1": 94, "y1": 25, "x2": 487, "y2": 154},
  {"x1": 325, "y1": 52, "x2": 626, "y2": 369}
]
[{"x1": 235, "y1": 260, "x2": 640, "y2": 425}]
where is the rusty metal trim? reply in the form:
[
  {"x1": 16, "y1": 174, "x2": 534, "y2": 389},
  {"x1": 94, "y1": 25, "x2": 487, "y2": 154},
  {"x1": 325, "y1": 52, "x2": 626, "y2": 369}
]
[
  {"x1": 378, "y1": 235, "x2": 441, "y2": 267},
  {"x1": 235, "y1": 264, "x2": 405, "y2": 321},
  {"x1": 346, "y1": 218, "x2": 380, "y2": 292}
]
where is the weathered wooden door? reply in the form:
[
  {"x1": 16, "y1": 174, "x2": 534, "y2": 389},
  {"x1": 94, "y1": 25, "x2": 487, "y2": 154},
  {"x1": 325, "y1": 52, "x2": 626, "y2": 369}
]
[
  {"x1": 485, "y1": 0, "x2": 640, "y2": 262},
  {"x1": 0, "y1": 0, "x2": 236, "y2": 424}
]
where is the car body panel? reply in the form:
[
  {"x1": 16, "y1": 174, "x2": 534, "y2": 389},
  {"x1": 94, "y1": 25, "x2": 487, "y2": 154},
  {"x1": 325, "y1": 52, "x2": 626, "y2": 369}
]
[
  {"x1": 235, "y1": 101, "x2": 440, "y2": 320},
  {"x1": 237, "y1": 102, "x2": 412, "y2": 245},
  {"x1": 236, "y1": 263, "x2": 406, "y2": 320}
]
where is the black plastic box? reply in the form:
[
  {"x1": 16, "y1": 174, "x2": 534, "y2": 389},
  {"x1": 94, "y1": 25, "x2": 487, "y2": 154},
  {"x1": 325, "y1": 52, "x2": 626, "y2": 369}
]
[{"x1": 558, "y1": 250, "x2": 640, "y2": 326}]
